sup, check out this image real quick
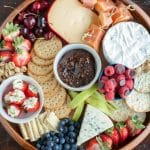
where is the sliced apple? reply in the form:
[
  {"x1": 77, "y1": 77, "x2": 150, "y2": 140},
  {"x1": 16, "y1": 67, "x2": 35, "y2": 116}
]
[{"x1": 47, "y1": 0, "x2": 99, "y2": 43}]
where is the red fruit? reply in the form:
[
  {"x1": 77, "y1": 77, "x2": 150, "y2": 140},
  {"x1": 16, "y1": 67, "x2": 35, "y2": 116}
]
[
  {"x1": 23, "y1": 97, "x2": 40, "y2": 112},
  {"x1": 13, "y1": 79, "x2": 28, "y2": 92},
  {"x1": 0, "y1": 51, "x2": 12, "y2": 62},
  {"x1": 2, "y1": 23, "x2": 20, "y2": 42},
  {"x1": 6, "y1": 104, "x2": 21, "y2": 118},
  {"x1": 105, "y1": 91, "x2": 115, "y2": 100},
  {"x1": 44, "y1": 32, "x2": 54, "y2": 40},
  {"x1": 116, "y1": 74, "x2": 126, "y2": 86},
  {"x1": 99, "y1": 80, "x2": 105, "y2": 93},
  {"x1": 13, "y1": 36, "x2": 32, "y2": 51},
  {"x1": 116, "y1": 122, "x2": 129, "y2": 143},
  {"x1": 115, "y1": 64, "x2": 125, "y2": 74},
  {"x1": 105, "y1": 127, "x2": 120, "y2": 146},
  {"x1": 125, "y1": 69, "x2": 135, "y2": 79},
  {"x1": 26, "y1": 84, "x2": 38, "y2": 97},
  {"x1": 86, "y1": 138, "x2": 100, "y2": 150},
  {"x1": 101, "y1": 75, "x2": 109, "y2": 82},
  {"x1": 118, "y1": 86, "x2": 130, "y2": 98},
  {"x1": 40, "y1": 0, "x2": 49, "y2": 10},
  {"x1": 12, "y1": 50, "x2": 31, "y2": 67},
  {"x1": 32, "y1": 1, "x2": 41, "y2": 12},
  {"x1": 126, "y1": 79, "x2": 134, "y2": 89},
  {"x1": 104, "y1": 66, "x2": 115, "y2": 76},
  {"x1": 100, "y1": 134, "x2": 113, "y2": 148},
  {"x1": 24, "y1": 16, "x2": 36, "y2": 29},
  {"x1": 0, "y1": 40, "x2": 14, "y2": 51},
  {"x1": 126, "y1": 116, "x2": 145, "y2": 137},
  {"x1": 17, "y1": 12, "x2": 26, "y2": 23},
  {"x1": 110, "y1": 78, "x2": 117, "y2": 88},
  {"x1": 104, "y1": 80, "x2": 115, "y2": 92}
]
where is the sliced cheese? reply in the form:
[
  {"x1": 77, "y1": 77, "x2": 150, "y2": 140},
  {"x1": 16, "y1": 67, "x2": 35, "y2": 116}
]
[
  {"x1": 48, "y1": 0, "x2": 99, "y2": 43},
  {"x1": 35, "y1": 118, "x2": 45, "y2": 136},
  {"x1": 44, "y1": 112, "x2": 59, "y2": 131},
  {"x1": 19, "y1": 124, "x2": 29, "y2": 140},
  {"x1": 77, "y1": 105, "x2": 113, "y2": 146}
]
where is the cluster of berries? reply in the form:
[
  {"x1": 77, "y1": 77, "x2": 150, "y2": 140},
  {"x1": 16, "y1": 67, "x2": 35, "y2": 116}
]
[{"x1": 99, "y1": 64, "x2": 135, "y2": 100}]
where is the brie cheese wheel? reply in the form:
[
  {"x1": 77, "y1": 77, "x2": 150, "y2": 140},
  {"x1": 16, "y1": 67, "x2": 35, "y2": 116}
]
[
  {"x1": 48, "y1": 0, "x2": 99, "y2": 43},
  {"x1": 77, "y1": 105, "x2": 113, "y2": 146},
  {"x1": 103, "y1": 22, "x2": 150, "y2": 69}
]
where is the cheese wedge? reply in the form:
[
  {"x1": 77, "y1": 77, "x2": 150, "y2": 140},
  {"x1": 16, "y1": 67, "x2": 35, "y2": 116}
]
[
  {"x1": 77, "y1": 105, "x2": 113, "y2": 146},
  {"x1": 47, "y1": 0, "x2": 99, "y2": 43}
]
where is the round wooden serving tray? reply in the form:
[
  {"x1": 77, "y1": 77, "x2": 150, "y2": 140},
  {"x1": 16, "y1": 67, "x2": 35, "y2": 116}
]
[{"x1": 0, "y1": 0, "x2": 149, "y2": 150}]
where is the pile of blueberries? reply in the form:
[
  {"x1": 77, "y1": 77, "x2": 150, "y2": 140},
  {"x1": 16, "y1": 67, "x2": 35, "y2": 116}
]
[{"x1": 36, "y1": 118, "x2": 81, "y2": 150}]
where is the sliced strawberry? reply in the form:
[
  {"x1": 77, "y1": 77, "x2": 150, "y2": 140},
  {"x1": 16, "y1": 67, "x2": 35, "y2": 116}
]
[
  {"x1": 13, "y1": 36, "x2": 32, "y2": 51},
  {"x1": 0, "y1": 40, "x2": 14, "y2": 51},
  {"x1": 0, "y1": 51, "x2": 12, "y2": 62},
  {"x1": 116, "y1": 121, "x2": 129, "y2": 143},
  {"x1": 105, "y1": 127, "x2": 120, "y2": 146},
  {"x1": 23, "y1": 97, "x2": 40, "y2": 112},
  {"x1": 6, "y1": 104, "x2": 21, "y2": 118},
  {"x1": 2, "y1": 23, "x2": 20, "y2": 42},
  {"x1": 26, "y1": 84, "x2": 38, "y2": 97},
  {"x1": 13, "y1": 79, "x2": 28, "y2": 92},
  {"x1": 4, "y1": 89, "x2": 25, "y2": 105},
  {"x1": 100, "y1": 134, "x2": 113, "y2": 149},
  {"x1": 86, "y1": 138, "x2": 100, "y2": 150},
  {"x1": 126, "y1": 115, "x2": 145, "y2": 137},
  {"x1": 12, "y1": 49, "x2": 31, "y2": 67}
]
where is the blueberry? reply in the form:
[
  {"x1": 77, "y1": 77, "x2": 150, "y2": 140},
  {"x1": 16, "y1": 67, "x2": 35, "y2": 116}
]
[
  {"x1": 62, "y1": 126, "x2": 68, "y2": 133},
  {"x1": 62, "y1": 118, "x2": 70, "y2": 124},
  {"x1": 41, "y1": 145, "x2": 46, "y2": 150},
  {"x1": 59, "y1": 137, "x2": 65, "y2": 144},
  {"x1": 58, "y1": 132, "x2": 64, "y2": 138},
  {"x1": 59, "y1": 126, "x2": 64, "y2": 132},
  {"x1": 68, "y1": 132, "x2": 77, "y2": 138},
  {"x1": 53, "y1": 144, "x2": 60, "y2": 150},
  {"x1": 46, "y1": 133, "x2": 50, "y2": 138},
  {"x1": 48, "y1": 141, "x2": 55, "y2": 147},
  {"x1": 50, "y1": 131, "x2": 56, "y2": 136},
  {"x1": 36, "y1": 143, "x2": 41, "y2": 148},
  {"x1": 74, "y1": 122, "x2": 81, "y2": 129},
  {"x1": 70, "y1": 144, "x2": 78, "y2": 150},
  {"x1": 59, "y1": 120, "x2": 67, "y2": 126},
  {"x1": 54, "y1": 137, "x2": 60, "y2": 143},
  {"x1": 69, "y1": 138, "x2": 76, "y2": 144},
  {"x1": 65, "y1": 136, "x2": 70, "y2": 143},
  {"x1": 68, "y1": 120, "x2": 74, "y2": 126},
  {"x1": 68, "y1": 125, "x2": 75, "y2": 132},
  {"x1": 63, "y1": 143, "x2": 71, "y2": 150}
]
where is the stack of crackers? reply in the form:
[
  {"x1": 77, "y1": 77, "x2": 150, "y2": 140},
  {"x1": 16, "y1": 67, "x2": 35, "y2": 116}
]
[
  {"x1": 126, "y1": 60, "x2": 150, "y2": 112},
  {"x1": 19, "y1": 112, "x2": 59, "y2": 142},
  {"x1": 27, "y1": 36, "x2": 72, "y2": 119}
]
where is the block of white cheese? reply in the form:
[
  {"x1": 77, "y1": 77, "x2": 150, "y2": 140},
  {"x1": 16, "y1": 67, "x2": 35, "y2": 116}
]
[
  {"x1": 103, "y1": 22, "x2": 150, "y2": 69},
  {"x1": 47, "y1": 0, "x2": 99, "y2": 43},
  {"x1": 77, "y1": 105, "x2": 113, "y2": 146}
]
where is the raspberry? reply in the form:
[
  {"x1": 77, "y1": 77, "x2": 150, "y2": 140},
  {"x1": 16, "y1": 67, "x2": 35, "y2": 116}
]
[
  {"x1": 104, "y1": 66, "x2": 115, "y2": 76},
  {"x1": 116, "y1": 74, "x2": 126, "y2": 86},
  {"x1": 110, "y1": 78, "x2": 117, "y2": 88},
  {"x1": 101, "y1": 76, "x2": 109, "y2": 81},
  {"x1": 99, "y1": 80, "x2": 105, "y2": 93},
  {"x1": 125, "y1": 69, "x2": 135, "y2": 79},
  {"x1": 105, "y1": 91, "x2": 115, "y2": 100},
  {"x1": 115, "y1": 64, "x2": 125, "y2": 74},
  {"x1": 104, "y1": 80, "x2": 115, "y2": 92},
  {"x1": 118, "y1": 86, "x2": 130, "y2": 98},
  {"x1": 126, "y1": 79, "x2": 134, "y2": 89}
]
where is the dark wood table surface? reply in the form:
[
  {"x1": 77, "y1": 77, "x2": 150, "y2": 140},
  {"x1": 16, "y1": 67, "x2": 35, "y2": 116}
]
[{"x1": 0, "y1": 0, "x2": 149, "y2": 150}]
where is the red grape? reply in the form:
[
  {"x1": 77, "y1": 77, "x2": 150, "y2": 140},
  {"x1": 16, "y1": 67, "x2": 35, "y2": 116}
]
[
  {"x1": 32, "y1": 1, "x2": 41, "y2": 12},
  {"x1": 20, "y1": 27, "x2": 30, "y2": 37},
  {"x1": 40, "y1": 0, "x2": 49, "y2": 10},
  {"x1": 17, "y1": 12, "x2": 26, "y2": 23},
  {"x1": 34, "y1": 28, "x2": 44, "y2": 37},
  {"x1": 28, "y1": 32, "x2": 36, "y2": 42},
  {"x1": 44, "y1": 32, "x2": 54, "y2": 40},
  {"x1": 37, "y1": 16, "x2": 46, "y2": 28}
]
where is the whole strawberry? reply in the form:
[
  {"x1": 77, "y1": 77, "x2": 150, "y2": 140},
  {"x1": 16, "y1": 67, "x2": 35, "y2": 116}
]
[
  {"x1": 100, "y1": 134, "x2": 113, "y2": 149},
  {"x1": 86, "y1": 138, "x2": 100, "y2": 150},
  {"x1": 126, "y1": 116, "x2": 145, "y2": 137},
  {"x1": 116, "y1": 122, "x2": 129, "y2": 143},
  {"x1": 105, "y1": 127, "x2": 120, "y2": 146}
]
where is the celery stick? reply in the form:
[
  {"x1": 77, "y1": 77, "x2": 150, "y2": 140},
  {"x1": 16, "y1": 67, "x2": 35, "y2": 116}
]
[
  {"x1": 72, "y1": 102, "x2": 84, "y2": 121},
  {"x1": 69, "y1": 84, "x2": 98, "y2": 109},
  {"x1": 68, "y1": 91, "x2": 78, "y2": 99}
]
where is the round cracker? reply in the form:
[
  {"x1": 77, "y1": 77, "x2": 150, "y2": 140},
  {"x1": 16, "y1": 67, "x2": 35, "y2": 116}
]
[
  {"x1": 27, "y1": 71, "x2": 54, "y2": 84},
  {"x1": 31, "y1": 50, "x2": 54, "y2": 66},
  {"x1": 40, "y1": 78, "x2": 58, "y2": 94},
  {"x1": 34, "y1": 36, "x2": 62, "y2": 60},
  {"x1": 44, "y1": 86, "x2": 66, "y2": 109},
  {"x1": 126, "y1": 90, "x2": 150, "y2": 112},
  {"x1": 110, "y1": 100, "x2": 146, "y2": 122},
  {"x1": 134, "y1": 72, "x2": 150, "y2": 93},
  {"x1": 28, "y1": 61, "x2": 53, "y2": 76}
]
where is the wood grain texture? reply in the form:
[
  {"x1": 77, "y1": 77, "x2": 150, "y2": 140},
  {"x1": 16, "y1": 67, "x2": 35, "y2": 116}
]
[{"x1": 0, "y1": 0, "x2": 149, "y2": 150}]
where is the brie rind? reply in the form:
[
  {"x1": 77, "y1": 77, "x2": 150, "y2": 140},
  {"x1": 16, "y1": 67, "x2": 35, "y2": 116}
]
[
  {"x1": 103, "y1": 22, "x2": 150, "y2": 69},
  {"x1": 77, "y1": 105, "x2": 113, "y2": 146}
]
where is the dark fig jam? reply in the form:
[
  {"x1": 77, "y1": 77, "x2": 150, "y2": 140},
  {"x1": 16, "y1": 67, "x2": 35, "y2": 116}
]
[{"x1": 58, "y1": 49, "x2": 96, "y2": 87}]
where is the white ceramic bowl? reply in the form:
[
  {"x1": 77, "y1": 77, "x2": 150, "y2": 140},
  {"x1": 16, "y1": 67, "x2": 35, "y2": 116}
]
[
  {"x1": 0, "y1": 75, "x2": 44, "y2": 124},
  {"x1": 54, "y1": 44, "x2": 102, "y2": 91}
]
